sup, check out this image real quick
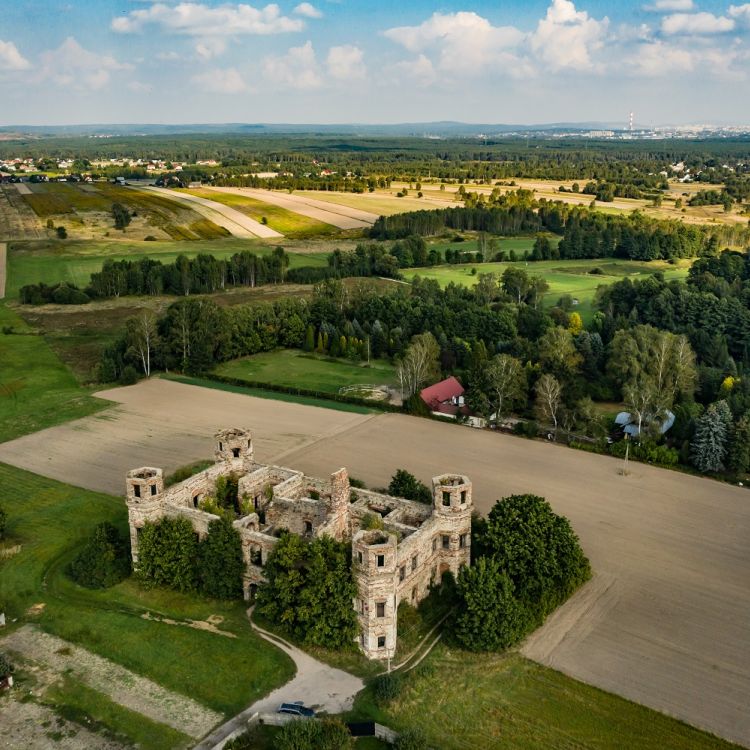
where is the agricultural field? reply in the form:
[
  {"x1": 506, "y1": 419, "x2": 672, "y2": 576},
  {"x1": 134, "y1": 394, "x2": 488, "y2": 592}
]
[
  {"x1": 17, "y1": 181, "x2": 230, "y2": 241},
  {"x1": 402, "y1": 257, "x2": 691, "y2": 322},
  {"x1": 214, "y1": 349, "x2": 398, "y2": 397},
  {"x1": 0, "y1": 462, "x2": 294, "y2": 748},
  {"x1": 0, "y1": 304, "x2": 109, "y2": 442},
  {"x1": 5, "y1": 237, "x2": 329, "y2": 298},
  {"x1": 351, "y1": 645, "x2": 736, "y2": 750},
  {"x1": 295, "y1": 188, "x2": 449, "y2": 216},
  {"x1": 0, "y1": 185, "x2": 44, "y2": 241},
  {"x1": 183, "y1": 188, "x2": 339, "y2": 239}
]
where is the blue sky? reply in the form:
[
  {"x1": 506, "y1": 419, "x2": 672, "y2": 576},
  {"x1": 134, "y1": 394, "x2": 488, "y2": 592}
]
[{"x1": 0, "y1": 0, "x2": 749, "y2": 125}]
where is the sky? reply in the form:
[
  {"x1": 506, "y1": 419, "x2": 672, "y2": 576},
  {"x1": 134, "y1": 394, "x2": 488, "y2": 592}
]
[{"x1": 0, "y1": 0, "x2": 749, "y2": 126}]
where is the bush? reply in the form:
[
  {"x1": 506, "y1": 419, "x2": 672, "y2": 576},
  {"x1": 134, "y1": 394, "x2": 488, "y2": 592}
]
[
  {"x1": 56, "y1": 226, "x2": 67, "y2": 239},
  {"x1": 373, "y1": 671, "x2": 403, "y2": 705},
  {"x1": 395, "y1": 727, "x2": 428, "y2": 750},
  {"x1": 274, "y1": 717, "x2": 352, "y2": 750},
  {"x1": 513, "y1": 420, "x2": 539, "y2": 439},
  {"x1": 388, "y1": 469, "x2": 432, "y2": 504},
  {"x1": 67, "y1": 522, "x2": 130, "y2": 589},
  {"x1": 137, "y1": 517, "x2": 198, "y2": 592},
  {"x1": 197, "y1": 517, "x2": 244, "y2": 599},
  {"x1": 119, "y1": 365, "x2": 138, "y2": 385},
  {"x1": 0, "y1": 505, "x2": 5, "y2": 539}
]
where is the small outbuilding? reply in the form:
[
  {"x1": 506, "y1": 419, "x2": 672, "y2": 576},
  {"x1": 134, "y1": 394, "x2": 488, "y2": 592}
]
[{"x1": 420, "y1": 377, "x2": 470, "y2": 419}]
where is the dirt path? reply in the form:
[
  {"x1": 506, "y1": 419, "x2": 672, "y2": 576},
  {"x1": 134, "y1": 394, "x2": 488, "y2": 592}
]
[
  {"x1": 0, "y1": 185, "x2": 44, "y2": 241},
  {"x1": 0, "y1": 378, "x2": 372, "y2": 494},
  {"x1": 3, "y1": 625, "x2": 221, "y2": 738},
  {"x1": 204, "y1": 186, "x2": 376, "y2": 229},
  {"x1": 195, "y1": 610, "x2": 364, "y2": 750},
  {"x1": 13, "y1": 182, "x2": 31, "y2": 195},
  {"x1": 129, "y1": 186, "x2": 283, "y2": 239},
  {"x1": 0, "y1": 242, "x2": 6, "y2": 299}
]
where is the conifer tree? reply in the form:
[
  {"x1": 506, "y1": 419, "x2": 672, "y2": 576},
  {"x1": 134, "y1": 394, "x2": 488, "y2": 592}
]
[{"x1": 691, "y1": 400, "x2": 731, "y2": 473}]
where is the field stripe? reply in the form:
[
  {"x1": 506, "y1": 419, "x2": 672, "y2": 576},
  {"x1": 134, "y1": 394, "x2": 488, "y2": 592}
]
[
  {"x1": 13, "y1": 182, "x2": 31, "y2": 195},
  {"x1": 208, "y1": 187, "x2": 377, "y2": 228},
  {"x1": 129, "y1": 185, "x2": 283, "y2": 239},
  {"x1": 0, "y1": 243, "x2": 6, "y2": 299}
]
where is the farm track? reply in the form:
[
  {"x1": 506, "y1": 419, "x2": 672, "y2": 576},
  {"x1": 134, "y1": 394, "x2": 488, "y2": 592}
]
[
  {"x1": 0, "y1": 243, "x2": 5, "y2": 298},
  {"x1": 0, "y1": 185, "x2": 44, "y2": 241},
  {"x1": 130, "y1": 186, "x2": 283, "y2": 239},
  {"x1": 2, "y1": 380, "x2": 750, "y2": 746},
  {"x1": 207, "y1": 186, "x2": 377, "y2": 229}
]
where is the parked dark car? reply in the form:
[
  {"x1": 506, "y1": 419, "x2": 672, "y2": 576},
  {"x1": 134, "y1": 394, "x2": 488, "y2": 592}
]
[{"x1": 277, "y1": 701, "x2": 315, "y2": 717}]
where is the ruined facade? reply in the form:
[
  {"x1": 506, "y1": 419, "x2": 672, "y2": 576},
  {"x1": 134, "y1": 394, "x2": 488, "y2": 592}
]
[{"x1": 125, "y1": 428, "x2": 472, "y2": 660}]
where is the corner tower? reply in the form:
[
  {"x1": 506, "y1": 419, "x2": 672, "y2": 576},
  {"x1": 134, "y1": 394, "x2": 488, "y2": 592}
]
[{"x1": 215, "y1": 428, "x2": 254, "y2": 471}]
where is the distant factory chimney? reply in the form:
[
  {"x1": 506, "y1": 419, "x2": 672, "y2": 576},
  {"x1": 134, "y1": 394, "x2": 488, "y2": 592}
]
[{"x1": 629, "y1": 112, "x2": 634, "y2": 132}]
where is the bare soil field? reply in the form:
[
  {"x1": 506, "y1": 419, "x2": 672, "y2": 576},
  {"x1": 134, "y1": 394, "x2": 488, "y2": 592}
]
[
  {"x1": 206, "y1": 186, "x2": 376, "y2": 229},
  {"x1": 0, "y1": 378, "x2": 372, "y2": 494},
  {"x1": 0, "y1": 185, "x2": 44, "y2": 241},
  {"x1": 1, "y1": 381, "x2": 749, "y2": 746},
  {"x1": 134, "y1": 186, "x2": 282, "y2": 239},
  {"x1": 3, "y1": 625, "x2": 220, "y2": 739}
]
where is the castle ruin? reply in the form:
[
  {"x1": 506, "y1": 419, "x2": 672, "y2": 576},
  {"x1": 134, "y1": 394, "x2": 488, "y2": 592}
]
[{"x1": 125, "y1": 428, "x2": 472, "y2": 660}]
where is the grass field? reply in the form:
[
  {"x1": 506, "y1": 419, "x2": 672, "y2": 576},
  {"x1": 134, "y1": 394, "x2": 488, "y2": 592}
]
[
  {"x1": 295, "y1": 189, "x2": 441, "y2": 215},
  {"x1": 184, "y1": 188, "x2": 337, "y2": 239},
  {"x1": 214, "y1": 349, "x2": 397, "y2": 395},
  {"x1": 0, "y1": 462, "x2": 294, "y2": 743},
  {"x1": 402, "y1": 258, "x2": 691, "y2": 322},
  {"x1": 6, "y1": 238, "x2": 329, "y2": 298},
  {"x1": 0, "y1": 304, "x2": 109, "y2": 442},
  {"x1": 426, "y1": 235, "x2": 552, "y2": 258},
  {"x1": 351, "y1": 644, "x2": 737, "y2": 750}
]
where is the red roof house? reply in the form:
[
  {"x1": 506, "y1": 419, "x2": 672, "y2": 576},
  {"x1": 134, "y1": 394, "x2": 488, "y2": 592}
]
[{"x1": 419, "y1": 377, "x2": 469, "y2": 417}]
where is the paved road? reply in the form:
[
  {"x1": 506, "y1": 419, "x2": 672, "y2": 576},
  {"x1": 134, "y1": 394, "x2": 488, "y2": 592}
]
[
  {"x1": 130, "y1": 186, "x2": 283, "y2": 239},
  {"x1": 206, "y1": 187, "x2": 377, "y2": 229},
  {"x1": 1, "y1": 381, "x2": 749, "y2": 746},
  {"x1": 194, "y1": 612, "x2": 363, "y2": 750}
]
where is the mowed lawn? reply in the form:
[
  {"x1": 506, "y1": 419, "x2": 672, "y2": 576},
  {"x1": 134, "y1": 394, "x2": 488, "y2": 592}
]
[
  {"x1": 214, "y1": 349, "x2": 397, "y2": 394},
  {"x1": 0, "y1": 462, "x2": 294, "y2": 730},
  {"x1": 184, "y1": 188, "x2": 338, "y2": 239},
  {"x1": 6, "y1": 238, "x2": 330, "y2": 298},
  {"x1": 402, "y1": 258, "x2": 691, "y2": 322},
  {"x1": 0, "y1": 304, "x2": 109, "y2": 442},
  {"x1": 352, "y1": 645, "x2": 737, "y2": 750}
]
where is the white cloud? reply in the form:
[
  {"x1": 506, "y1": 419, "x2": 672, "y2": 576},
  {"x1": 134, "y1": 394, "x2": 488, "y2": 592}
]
[
  {"x1": 191, "y1": 67, "x2": 247, "y2": 93},
  {"x1": 37, "y1": 37, "x2": 131, "y2": 91},
  {"x1": 262, "y1": 41, "x2": 322, "y2": 89},
  {"x1": 384, "y1": 11, "x2": 525, "y2": 75},
  {"x1": 195, "y1": 38, "x2": 227, "y2": 59},
  {"x1": 661, "y1": 12, "x2": 735, "y2": 35},
  {"x1": 530, "y1": 0, "x2": 609, "y2": 71},
  {"x1": 294, "y1": 3, "x2": 322, "y2": 19},
  {"x1": 631, "y1": 40, "x2": 696, "y2": 74},
  {"x1": 112, "y1": 2, "x2": 304, "y2": 36},
  {"x1": 389, "y1": 54, "x2": 436, "y2": 86},
  {"x1": 0, "y1": 40, "x2": 31, "y2": 71},
  {"x1": 156, "y1": 51, "x2": 181, "y2": 61},
  {"x1": 630, "y1": 39, "x2": 744, "y2": 78},
  {"x1": 729, "y1": 4, "x2": 750, "y2": 25},
  {"x1": 643, "y1": 0, "x2": 694, "y2": 11},
  {"x1": 326, "y1": 45, "x2": 365, "y2": 80}
]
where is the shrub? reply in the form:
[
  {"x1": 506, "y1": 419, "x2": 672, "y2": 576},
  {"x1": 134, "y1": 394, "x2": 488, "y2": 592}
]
[
  {"x1": 349, "y1": 477, "x2": 366, "y2": 489},
  {"x1": 119, "y1": 365, "x2": 138, "y2": 385},
  {"x1": 144, "y1": 235, "x2": 157, "y2": 241},
  {"x1": 0, "y1": 505, "x2": 6, "y2": 539},
  {"x1": 373, "y1": 671, "x2": 403, "y2": 705},
  {"x1": 67, "y1": 522, "x2": 130, "y2": 589},
  {"x1": 198, "y1": 517, "x2": 244, "y2": 599},
  {"x1": 137, "y1": 517, "x2": 198, "y2": 592},
  {"x1": 56, "y1": 226, "x2": 67, "y2": 239},
  {"x1": 513, "y1": 420, "x2": 539, "y2": 438},
  {"x1": 275, "y1": 717, "x2": 352, "y2": 750},
  {"x1": 388, "y1": 469, "x2": 432, "y2": 504},
  {"x1": 395, "y1": 727, "x2": 428, "y2": 750},
  {"x1": 165, "y1": 460, "x2": 213, "y2": 487},
  {"x1": 361, "y1": 512, "x2": 384, "y2": 531}
]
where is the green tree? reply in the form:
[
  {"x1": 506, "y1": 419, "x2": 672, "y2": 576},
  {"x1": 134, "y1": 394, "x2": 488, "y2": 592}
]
[
  {"x1": 538, "y1": 327, "x2": 582, "y2": 379},
  {"x1": 501, "y1": 267, "x2": 531, "y2": 304},
  {"x1": 257, "y1": 533, "x2": 358, "y2": 649},
  {"x1": 728, "y1": 412, "x2": 750, "y2": 475},
  {"x1": 198, "y1": 517, "x2": 244, "y2": 599},
  {"x1": 484, "y1": 354, "x2": 526, "y2": 424},
  {"x1": 68, "y1": 522, "x2": 130, "y2": 589},
  {"x1": 388, "y1": 469, "x2": 432, "y2": 504},
  {"x1": 137, "y1": 516, "x2": 198, "y2": 592},
  {"x1": 453, "y1": 557, "x2": 525, "y2": 651},
  {"x1": 691, "y1": 401, "x2": 732, "y2": 473},
  {"x1": 303, "y1": 324, "x2": 315, "y2": 352},
  {"x1": 112, "y1": 202, "x2": 132, "y2": 230},
  {"x1": 479, "y1": 494, "x2": 591, "y2": 617},
  {"x1": 534, "y1": 373, "x2": 562, "y2": 436},
  {"x1": 56, "y1": 225, "x2": 67, "y2": 239}
]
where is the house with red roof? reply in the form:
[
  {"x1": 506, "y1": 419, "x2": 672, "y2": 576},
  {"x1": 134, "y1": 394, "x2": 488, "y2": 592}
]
[{"x1": 419, "y1": 376, "x2": 471, "y2": 418}]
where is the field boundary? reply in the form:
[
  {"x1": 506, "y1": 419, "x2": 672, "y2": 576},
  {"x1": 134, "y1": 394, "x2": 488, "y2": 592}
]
[{"x1": 0, "y1": 242, "x2": 6, "y2": 298}]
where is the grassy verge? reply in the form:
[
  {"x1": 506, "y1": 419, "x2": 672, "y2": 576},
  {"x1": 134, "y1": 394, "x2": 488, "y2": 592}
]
[
  {"x1": 43, "y1": 676, "x2": 193, "y2": 750},
  {"x1": 0, "y1": 462, "x2": 294, "y2": 722},
  {"x1": 0, "y1": 304, "x2": 110, "y2": 442},
  {"x1": 349, "y1": 644, "x2": 738, "y2": 750},
  {"x1": 164, "y1": 374, "x2": 378, "y2": 415},
  {"x1": 214, "y1": 349, "x2": 397, "y2": 395}
]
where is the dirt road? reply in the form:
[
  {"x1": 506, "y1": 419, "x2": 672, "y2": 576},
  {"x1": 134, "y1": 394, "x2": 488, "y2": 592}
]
[
  {"x1": 1, "y1": 381, "x2": 748, "y2": 746},
  {"x1": 0, "y1": 242, "x2": 6, "y2": 298},
  {"x1": 208, "y1": 187, "x2": 377, "y2": 228},
  {"x1": 129, "y1": 186, "x2": 283, "y2": 239}
]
